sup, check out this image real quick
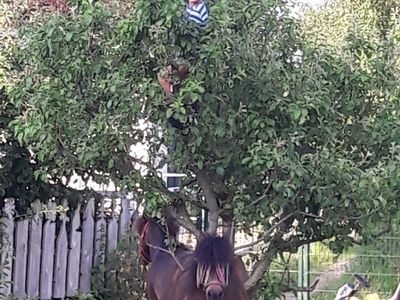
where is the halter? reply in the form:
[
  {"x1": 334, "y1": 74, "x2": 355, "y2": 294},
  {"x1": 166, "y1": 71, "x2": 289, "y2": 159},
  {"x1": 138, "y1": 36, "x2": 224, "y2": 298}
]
[
  {"x1": 196, "y1": 262, "x2": 230, "y2": 291},
  {"x1": 139, "y1": 221, "x2": 151, "y2": 264}
]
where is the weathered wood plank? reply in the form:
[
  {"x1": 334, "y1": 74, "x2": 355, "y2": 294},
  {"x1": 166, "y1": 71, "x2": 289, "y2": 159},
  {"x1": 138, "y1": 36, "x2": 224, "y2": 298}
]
[
  {"x1": 53, "y1": 201, "x2": 69, "y2": 298},
  {"x1": 106, "y1": 201, "x2": 118, "y2": 286},
  {"x1": 27, "y1": 200, "x2": 43, "y2": 298},
  {"x1": 0, "y1": 198, "x2": 15, "y2": 297},
  {"x1": 66, "y1": 203, "x2": 81, "y2": 297},
  {"x1": 94, "y1": 201, "x2": 106, "y2": 265},
  {"x1": 14, "y1": 218, "x2": 29, "y2": 299},
  {"x1": 94, "y1": 201, "x2": 106, "y2": 287},
  {"x1": 107, "y1": 219, "x2": 118, "y2": 252},
  {"x1": 119, "y1": 197, "x2": 131, "y2": 238},
  {"x1": 79, "y1": 199, "x2": 95, "y2": 293},
  {"x1": 40, "y1": 202, "x2": 57, "y2": 300},
  {"x1": 107, "y1": 201, "x2": 118, "y2": 252}
]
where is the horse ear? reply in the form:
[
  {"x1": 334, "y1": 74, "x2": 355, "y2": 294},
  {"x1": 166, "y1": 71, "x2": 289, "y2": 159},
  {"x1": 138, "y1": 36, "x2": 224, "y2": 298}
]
[
  {"x1": 164, "y1": 207, "x2": 180, "y2": 236},
  {"x1": 142, "y1": 211, "x2": 150, "y2": 220},
  {"x1": 131, "y1": 216, "x2": 146, "y2": 236}
]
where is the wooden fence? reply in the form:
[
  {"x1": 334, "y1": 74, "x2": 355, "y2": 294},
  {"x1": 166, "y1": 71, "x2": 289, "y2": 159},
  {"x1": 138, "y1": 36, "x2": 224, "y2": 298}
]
[{"x1": 0, "y1": 195, "x2": 135, "y2": 299}]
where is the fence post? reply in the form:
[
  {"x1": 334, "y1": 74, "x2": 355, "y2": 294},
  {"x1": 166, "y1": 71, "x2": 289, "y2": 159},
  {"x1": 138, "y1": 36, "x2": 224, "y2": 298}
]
[
  {"x1": 297, "y1": 242, "x2": 310, "y2": 300},
  {"x1": 0, "y1": 198, "x2": 15, "y2": 296},
  {"x1": 66, "y1": 203, "x2": 81, "y2": 297},
  {"x1": 107, "y1": 199, "x2": 118, "y2": 253},
  {"x1": 40, "y1": 201, "x2": 57, "y2": 300},
  {"x1": 14, "y1": 216, "x2": 29, "y2": 299},
  {"x1": 79, "y1": 199, "x2": 95, "y2": 293},
  {"x1": 53, "y1": 200, "x2": 69, "y2": 298},
  {"x1": 119, "y1": 197, "x2": 131, "y2": 238},
  {"x1": 27, "y1": 200, "x2": 43, "y2": 298}
]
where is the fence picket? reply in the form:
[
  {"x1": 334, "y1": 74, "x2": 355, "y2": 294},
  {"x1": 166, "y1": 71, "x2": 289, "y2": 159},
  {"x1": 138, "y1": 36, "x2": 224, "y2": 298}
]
[
  {"x1": 14, "y1": 218, "x2": 29, "y2": 299},
  {"x1": 119, "y1": 197, "x2": 131, "y2": 237},
  {"x1": 0, "y1": 198, "x2": 15, "y2": 297},
  {"x1": 26, "y1": 200, "x2": 43, "y2": 298},
  {"x1": 79, "y1": 199, "x2": 95, "y2": 293},
  {"x1": 40, "y1": 202, "x2": 57, "y2": 300},
  {"x1": 107, "y1": 201, "x2": 118, "y2": 253},
  {"x1": 105, "y1": 201, "x2": 118, "y2": 286},
  {"x1": 94, "y1": 201, "x2": 107, "y2": 287},
  {"x1": 66, "y1": 203, "x2": 81, "y2": 297},
  {"x1": 0, "y1": 195, "x2": 138, "y2": 298},
  {"x1": 53, "y1": 201, "x2": 69, "y2": 298},
  {"x1": 94, "y1": 202, "x2": 106, "y2": 265}
]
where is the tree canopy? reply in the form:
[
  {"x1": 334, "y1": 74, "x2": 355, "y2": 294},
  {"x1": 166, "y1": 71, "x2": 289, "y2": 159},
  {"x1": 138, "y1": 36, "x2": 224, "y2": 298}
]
[{"x1": 1, "y1": 0, "x2": 400, "y2": 295}]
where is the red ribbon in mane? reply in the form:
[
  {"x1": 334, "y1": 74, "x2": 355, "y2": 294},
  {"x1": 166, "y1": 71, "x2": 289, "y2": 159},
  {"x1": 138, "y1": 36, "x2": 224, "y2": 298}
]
[{"x1": 196, "y1": 263, "x2": 230, "y2": 289}]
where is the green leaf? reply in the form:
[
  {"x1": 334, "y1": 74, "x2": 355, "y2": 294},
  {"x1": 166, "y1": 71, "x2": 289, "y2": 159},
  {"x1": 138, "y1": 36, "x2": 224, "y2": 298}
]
[
  {"x1": 292, "y1": 108, "x2": 301, "y2": 120},
  {"x1": 242, "y1": 157, "x2": 252, "y2": 164},
  {"x1": 215, "y1": 126, "x2": 225, "y2": 137},
  {"x1": 166, "y1": 109, "x2": 174, "y2": 119},
  {"x1": 65, "y1": 32, "x2": 73, "y2": 41},
  {"x1": 216, "y1": 166, "x2": 225, "y2": 176},
  {"x1": 299, "y1": 108, "x2": 308, "y2": 125},
  {"x1": 108, "y1": 159, "x2": 114, "y2": 169}
]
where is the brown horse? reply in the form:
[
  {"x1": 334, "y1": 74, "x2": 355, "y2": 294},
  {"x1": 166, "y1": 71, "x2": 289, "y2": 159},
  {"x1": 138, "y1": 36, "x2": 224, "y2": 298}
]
[{"x1": 132, "y1": 214, "x2": 250, "y2": 300}]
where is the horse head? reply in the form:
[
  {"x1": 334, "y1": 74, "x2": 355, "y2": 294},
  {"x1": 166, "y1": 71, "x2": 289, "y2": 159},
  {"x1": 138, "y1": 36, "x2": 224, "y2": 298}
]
[
  {"x1": 194, "y1": 235, "x2": 235, "y2": 300},
  {"x1": 131, "y1": 212, "x2": 180, "y2": 265}
]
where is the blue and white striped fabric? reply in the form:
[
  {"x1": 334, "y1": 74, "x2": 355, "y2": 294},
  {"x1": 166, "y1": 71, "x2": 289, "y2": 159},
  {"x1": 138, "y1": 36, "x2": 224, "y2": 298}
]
[{"x1": 185, "y1": 1, "x2": 208, "y2": 26}]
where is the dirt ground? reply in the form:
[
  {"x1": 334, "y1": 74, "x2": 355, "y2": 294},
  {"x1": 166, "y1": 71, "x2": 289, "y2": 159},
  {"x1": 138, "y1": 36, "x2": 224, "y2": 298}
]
[{"x1": 277, "y1": 260, "x2": 350, "y2": 299}]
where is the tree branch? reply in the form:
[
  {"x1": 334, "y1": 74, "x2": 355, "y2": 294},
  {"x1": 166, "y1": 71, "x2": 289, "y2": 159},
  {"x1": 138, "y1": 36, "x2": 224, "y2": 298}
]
[
  {"x1": 248, "y1": 180, "x2": 273, "y2": 208},
  {"x1": 299, "y1": 211, "x2": 324, "y2": 220},
  {"x1": 346, "y1": 209, "x2": 379, "y2": 220},
  {"x1": 244, "y1": 203, "x2": 299, "y2": 292},
  {"x1": 222, "y1": 215, "x2": 234, "y2": 245},
  {"x1": 176, "y1": 203, "x2": 203, "y2": 240},
  {"x1": 197, "y1": 170, "x2": 219, "y2": 235},
  {"x1": 125, "y1": 154, "x2": 206, "y2": 210},
  {"x1": 146, "y1": 243, "x2": 184, "y2": 271},
  {"x1": 124, "y1": 153, "x2": 204, "y2": 239},
  {"x1": 281, "y1": 278, "x2": 320, "y2": 293},
  {"x1": 244, "y1": 246, "x2": 276, "y2": 291},
  {"x1": 235, "y1": 211, "x2": 295, "y2": 251}
]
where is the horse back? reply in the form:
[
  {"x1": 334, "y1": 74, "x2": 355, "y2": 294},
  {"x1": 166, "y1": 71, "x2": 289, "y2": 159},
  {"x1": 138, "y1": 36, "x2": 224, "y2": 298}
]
[{"x1": 147, "y1": 249, "x2": 199, "y2": 300}]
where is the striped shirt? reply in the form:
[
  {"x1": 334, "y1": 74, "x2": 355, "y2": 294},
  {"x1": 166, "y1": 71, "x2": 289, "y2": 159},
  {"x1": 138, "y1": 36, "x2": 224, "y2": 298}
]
[{"x1": 185, "y1": 1, "x2": 208, "y2": 26}]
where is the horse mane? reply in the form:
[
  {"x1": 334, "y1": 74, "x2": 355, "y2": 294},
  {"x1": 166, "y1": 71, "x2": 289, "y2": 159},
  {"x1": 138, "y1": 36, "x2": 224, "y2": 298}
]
[{"x1": 194, "y1": 235, "x2": 234, "y2": 267}]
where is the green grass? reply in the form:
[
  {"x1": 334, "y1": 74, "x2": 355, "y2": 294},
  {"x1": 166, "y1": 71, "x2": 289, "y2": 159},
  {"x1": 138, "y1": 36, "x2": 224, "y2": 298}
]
[{"x1": 313, "y1": 238, "x2": 400, "y2": 300}]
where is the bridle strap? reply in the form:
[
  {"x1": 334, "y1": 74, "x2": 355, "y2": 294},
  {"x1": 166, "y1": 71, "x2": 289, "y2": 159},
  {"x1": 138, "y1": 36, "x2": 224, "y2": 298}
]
[
  {"x1": 139, "y1": 222, "x2": 151, "y2": 264},
  {"x1": 196, "y1": 263, "x2": 230, "y2": 290},
  {"x1": 205, "y1": 281, "x2": 224, "y2": 295}
]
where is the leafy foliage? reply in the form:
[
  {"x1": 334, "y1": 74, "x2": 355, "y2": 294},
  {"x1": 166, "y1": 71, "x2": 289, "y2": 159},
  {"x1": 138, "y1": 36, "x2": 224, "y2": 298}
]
[
  {"x1": 0, "y1": 1, "x2": 98, "y2": 213},
  {"x1": 2, "y1": 0, "x2": 400, "y2": 294},
  {"x1": 90, "y1": 237, "x2": 146, "y2": 300}
]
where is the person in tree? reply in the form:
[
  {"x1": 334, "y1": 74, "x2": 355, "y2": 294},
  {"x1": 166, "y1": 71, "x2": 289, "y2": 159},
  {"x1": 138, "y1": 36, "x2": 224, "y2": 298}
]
[
  {"x1": 185, "y1": 0, "x2": 208, "y2": 26},
  {"x1": 157, "y1": 0, "x2": 208, "y2": 107}
]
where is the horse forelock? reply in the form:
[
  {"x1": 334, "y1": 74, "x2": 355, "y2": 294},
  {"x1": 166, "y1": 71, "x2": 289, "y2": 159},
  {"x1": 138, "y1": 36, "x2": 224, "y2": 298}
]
[{"x1": 194, "y1": 235, "x2": 234, "y2": 267}]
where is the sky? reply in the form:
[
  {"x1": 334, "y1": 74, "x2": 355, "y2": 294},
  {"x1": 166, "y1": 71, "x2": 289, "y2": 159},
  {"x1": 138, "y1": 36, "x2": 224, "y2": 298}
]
[
  {"x1": 291, "y1": 0, "x2": 325, "y2": 17},
  {"x1": 299, "y1": 0, "x2": 323, "y2": 6}
]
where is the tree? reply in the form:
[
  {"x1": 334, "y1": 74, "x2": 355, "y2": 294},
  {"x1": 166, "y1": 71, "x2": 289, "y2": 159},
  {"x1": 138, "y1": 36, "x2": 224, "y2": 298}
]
[
  {"x1": 0, "y1": 1, "x2": 101, "y2": 214},
  {"x1": 3, "y1": 0, "x2": 400, "y2": 296}
]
